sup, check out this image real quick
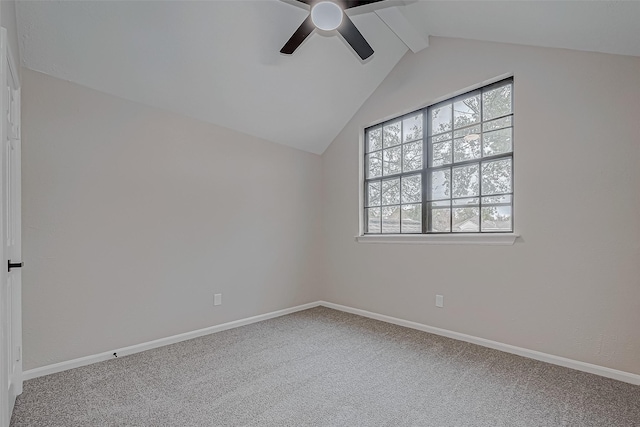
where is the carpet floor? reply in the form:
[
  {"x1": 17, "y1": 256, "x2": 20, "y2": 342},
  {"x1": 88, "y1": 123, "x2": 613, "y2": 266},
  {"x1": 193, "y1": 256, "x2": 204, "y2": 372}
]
[{"x1": 10, "y1": 307, "x2": 640, "y2": 426}]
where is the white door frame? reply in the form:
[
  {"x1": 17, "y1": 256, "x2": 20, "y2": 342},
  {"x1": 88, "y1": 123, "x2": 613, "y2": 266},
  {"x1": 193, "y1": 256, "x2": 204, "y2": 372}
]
[{"x1": 0, "y1": 26, "x2": 22, "y2": 427}]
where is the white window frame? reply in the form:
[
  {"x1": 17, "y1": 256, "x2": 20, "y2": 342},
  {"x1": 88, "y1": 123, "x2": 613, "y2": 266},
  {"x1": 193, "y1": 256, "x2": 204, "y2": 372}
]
[{"x1": 357, "y1": 75, "x2": 519, "y2": 245}]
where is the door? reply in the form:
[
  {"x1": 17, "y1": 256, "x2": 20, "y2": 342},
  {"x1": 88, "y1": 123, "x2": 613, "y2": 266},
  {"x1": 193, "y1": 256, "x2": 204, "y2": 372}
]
[{"x1": 0, "y1": 27, "x2": 22, "y2": 426}]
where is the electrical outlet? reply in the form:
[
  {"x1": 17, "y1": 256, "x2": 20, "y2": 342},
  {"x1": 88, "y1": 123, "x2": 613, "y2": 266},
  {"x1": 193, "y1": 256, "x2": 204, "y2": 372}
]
[
  {"x1": 214, "y1": 293, "x2": 222, "y2": 306},
  {"x1": 435, "y1": 294, "x2": 444, "y2": 308}
]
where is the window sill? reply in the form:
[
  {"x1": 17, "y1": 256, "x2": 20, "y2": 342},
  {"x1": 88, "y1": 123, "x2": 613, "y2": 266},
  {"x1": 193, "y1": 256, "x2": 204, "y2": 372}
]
[{"x1": 355, "y1": 233, "x2": 519, "y2": 246}]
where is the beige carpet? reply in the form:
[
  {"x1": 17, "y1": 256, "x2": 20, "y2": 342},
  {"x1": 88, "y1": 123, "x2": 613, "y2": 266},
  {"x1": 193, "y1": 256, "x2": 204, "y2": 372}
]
[{"x1": 10, "y1": 307, "x2": 640, "y2": 426}]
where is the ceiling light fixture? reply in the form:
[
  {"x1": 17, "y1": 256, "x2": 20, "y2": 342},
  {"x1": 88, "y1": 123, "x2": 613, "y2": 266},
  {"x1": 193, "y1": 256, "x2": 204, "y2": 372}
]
[{"x1": 311, "y1": 1, "x2": 343, "y2": 31}]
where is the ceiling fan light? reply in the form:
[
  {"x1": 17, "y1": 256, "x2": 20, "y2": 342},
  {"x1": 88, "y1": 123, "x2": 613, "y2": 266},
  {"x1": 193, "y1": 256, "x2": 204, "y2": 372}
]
[{"x1": 311, "y1": 1, "x2": 343, "y2": 31}]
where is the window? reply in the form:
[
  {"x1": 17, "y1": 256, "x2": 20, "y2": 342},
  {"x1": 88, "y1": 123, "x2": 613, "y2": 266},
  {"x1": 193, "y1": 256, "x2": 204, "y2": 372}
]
[{"x1": 364, "y1": 78, "x2": 513, "y2": 234}]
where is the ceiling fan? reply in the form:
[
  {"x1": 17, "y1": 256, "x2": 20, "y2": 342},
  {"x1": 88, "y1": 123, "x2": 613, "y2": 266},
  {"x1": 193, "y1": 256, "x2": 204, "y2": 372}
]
[{"x1": 280, "y1": 0, "x2": 386, "y2": 60}]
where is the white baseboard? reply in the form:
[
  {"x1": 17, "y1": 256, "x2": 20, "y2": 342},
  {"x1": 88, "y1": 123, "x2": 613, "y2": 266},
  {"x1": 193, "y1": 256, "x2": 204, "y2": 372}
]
[
  {"x1": 319, "y1": 301, "x2": 640, "y2": 386},
  {"x1": 23, "y1": 301, "x2": 321, "y2": 381},
  {"x1": 24, "y1": 299, "x2": 640, "y2": 386}
]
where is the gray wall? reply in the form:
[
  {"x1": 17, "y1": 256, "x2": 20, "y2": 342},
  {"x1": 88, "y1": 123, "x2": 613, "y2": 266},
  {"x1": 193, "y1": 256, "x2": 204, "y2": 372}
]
[
  {"x1": 322, "y1": 37, "x2": 640, "y2": 375},
  {"x1": 22, "y1": 69, "x2": 323, "y2": 370}
]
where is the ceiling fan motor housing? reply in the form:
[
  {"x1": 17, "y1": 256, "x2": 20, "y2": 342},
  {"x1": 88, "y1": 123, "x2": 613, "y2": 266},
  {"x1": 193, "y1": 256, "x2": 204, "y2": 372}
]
[
  {"x1": 311, "y1": 2, "x2": 344, "y2": 31},
  {"x1": 280, "y1": 0, "x2": 385, "y2": 60}
]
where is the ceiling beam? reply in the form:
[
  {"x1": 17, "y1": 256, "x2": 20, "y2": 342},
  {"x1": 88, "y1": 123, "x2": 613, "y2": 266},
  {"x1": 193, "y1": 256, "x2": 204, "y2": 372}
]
[{"x1": 375, "y1": 6, "x2": 428, "y2": 53}]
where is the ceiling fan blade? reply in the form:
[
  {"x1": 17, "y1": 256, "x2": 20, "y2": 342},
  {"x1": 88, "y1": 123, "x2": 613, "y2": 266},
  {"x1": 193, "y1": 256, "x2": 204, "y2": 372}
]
[
  {"x1": 343, "y1": 0, "x2": 386, "y2": 9},
  {"x1": 337, "y1": 15, "x2": 374, "y2": 60},
  {"x1": 280, "y1": 15, "x2": 315, "y2": 55}
]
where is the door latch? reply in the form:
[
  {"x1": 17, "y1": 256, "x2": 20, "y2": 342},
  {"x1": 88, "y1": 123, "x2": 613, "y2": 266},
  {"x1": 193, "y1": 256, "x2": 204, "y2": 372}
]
[{"x1": 8, "y1": 260, "x2": 22, "y2": 272}]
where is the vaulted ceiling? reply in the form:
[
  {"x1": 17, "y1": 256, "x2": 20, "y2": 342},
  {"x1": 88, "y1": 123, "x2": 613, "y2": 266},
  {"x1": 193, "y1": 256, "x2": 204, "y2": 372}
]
[{"x1": 16, "y1": 1, "x2": 640, "y2": 155}]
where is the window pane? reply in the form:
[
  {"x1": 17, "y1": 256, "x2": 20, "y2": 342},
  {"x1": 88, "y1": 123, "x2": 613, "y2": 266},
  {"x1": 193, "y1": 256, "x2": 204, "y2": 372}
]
[
  {"x1": 401, "y1": 204, "x2": 422, "y2": 233},
  {"x1": 483, "y1": 84, "x2": 512, "y2": 120},
  {"x1": 453, "y1": 207, "x2": 479, "y2": 232},
  {"x1": 452, "y1": 163, "x2": 479, "y2": 198},
  {"x1": 401, "y1": 174, "x2": 422, "y2": 204},
  {"x1": 429, "y1": 203, "x2": 451, "y2": 232},
  {"x1": 482, "y1": 195, "x2": 512, "y2": 204},
  {"x1": 366, "y1": 151, "x2": 382, "y2": 178},
  {"x1": 454, "y1": 94, "x2": 480, "y2": 128},
  {"x1": 382, "y1": 206, "x2": 400, "y2": 233},
  {"x1": 454, "y1": 124, "x2": 481, "y2": 139},
  {"x1": 453, "y1": 197, "x2": 479, "y2": 206},
  {"x1": 453, "y1": 135, "x2": 481, "y2": 163},
  {"x1": 431, "y1": 104, "x2": 452, "y2": 135},
  {"x1": 431, "y1": 140, "x2": 452, "y2": 167},
  {"x1": 383, "y1": 146, "x2": 401, "y2": 176},
  {"x1": 366, "y1": 181, "x2": 381, "y2": 207},
  {"x1": 432, "y1": 132, "x2": 452, "y2": 143},
  {"x1": 383, "y1": 121, "x2": 401, "y2": 148},
  {"x1": 367, "y1": 127, "x2": 382, "y2": 152},
  {"x1": 366, "y1": 207, "x2": 381, "y2": 233},
  {"x1": 483, "y1": 116, "x2": 512, "y2": 132},
  {"x1": 403, "y1": 113, "x2": 423, "y2": 143},
  {"x1": 482, "y1": 159, "x2": 512, "y2": 195},
  {"x1": 403, "y1": 141, "x2": 422, "y2": 172},
  {"x1": 481, "y1": 206, "x2": 512, "y2": 232},
  {"x1": 381, "y1": 178, "x2": 400, "y2": 206},
  {"x1": 430, "y1": 169, "x2": 450, "y2": 200},
  {"x1": 483, "y1": 128, "x2": 512, "y2": 157}
]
